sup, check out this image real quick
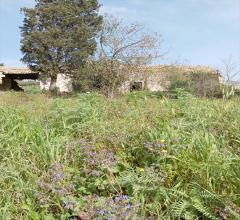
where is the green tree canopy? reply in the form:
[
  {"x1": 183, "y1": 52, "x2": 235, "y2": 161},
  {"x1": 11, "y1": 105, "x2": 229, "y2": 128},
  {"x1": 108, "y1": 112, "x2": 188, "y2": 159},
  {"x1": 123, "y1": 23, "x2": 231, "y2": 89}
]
[{"x1": 20, "y1": 0, "x2": 102, "y2": 90}]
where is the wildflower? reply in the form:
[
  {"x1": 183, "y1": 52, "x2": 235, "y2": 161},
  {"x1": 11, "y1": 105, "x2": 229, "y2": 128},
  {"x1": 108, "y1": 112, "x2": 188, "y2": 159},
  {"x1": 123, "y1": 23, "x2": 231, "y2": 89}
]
[
  {"x1": 114, "y1": 196, "x2": 121, "y2": 203},
  {"x1": 160, "y1": 139, "x2": 165, "y2": 143},
  {"x1": 35, "y1": 162, "x2": 77, "y2": 211},
  {"x1": 143, "y1": 142, "x2": 153, "y2": 149},
  {"x1": 63, "y1": 197, "x2": 77, "y2": 210},
  {"x1": 162, "y1": 149, "x2": 167, "y2": 154},
  {"x1": 93, "y1": 194, "x2": 139, "y2": 219},
  {"x1": 156, "y1": 142, "x2": 166, "y2": 148},
  {"x1": 81, "y1": 145, "x2": 117, "y2": 168},
  {"x1": 97, "y1": 210, "x2": 106, "y2": 215},
  {"x1": 55, "y1": 189, "x2": 68, "y2": 196},
  {"x1": 125, "y1": 204, "x2": 131, "y2": 209},
  {"x1": 91, "y1": 170, "x2": 101, "y2": 177},
  {"x1": 139, "y1": 168, "x2": 145, "y2": 172},
  {"x1": 54, "y1": 173, "x2": 65, "y2": 182}
]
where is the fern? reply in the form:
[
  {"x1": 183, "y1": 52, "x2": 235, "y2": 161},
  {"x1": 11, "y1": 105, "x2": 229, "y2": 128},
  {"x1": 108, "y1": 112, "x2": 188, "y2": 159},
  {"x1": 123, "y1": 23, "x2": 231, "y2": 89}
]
[
  {"x1": 172, "y1": 200, "x2": 191, "y2": 219},
  {"x1": 192, "y1": 200, "x2": 220, "y2": 220}
]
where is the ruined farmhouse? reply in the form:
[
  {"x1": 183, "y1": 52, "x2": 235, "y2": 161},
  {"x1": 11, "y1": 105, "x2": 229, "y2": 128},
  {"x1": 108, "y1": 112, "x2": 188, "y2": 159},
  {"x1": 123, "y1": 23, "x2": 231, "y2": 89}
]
[
  {"x1": 0, "y1": 66, "x2": 72, "y2": 93},
  {"x1": 0, "y1": 67, "x2": 38, "y2": 91},
  {"x1": 121, "y1": 65, "x2": 224, "y2": 92},
  {"x1": 0, "y1": 65, "x2": 223, "y2": 93}
]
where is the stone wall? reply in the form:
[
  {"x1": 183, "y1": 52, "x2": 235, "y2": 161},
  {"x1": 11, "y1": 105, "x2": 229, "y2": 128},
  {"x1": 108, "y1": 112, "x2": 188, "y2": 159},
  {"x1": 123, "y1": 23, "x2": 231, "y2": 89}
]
[
  {"x1": 0, "y1": 72, "x2": 4, "y2": 85},
  {"x1": 120, "y1": 71, "x2": 170, "y2": 92},
  {"x1": 40, "y1": 74, "x2": 73, "y2": 93},
  {"x1": 120, "y1": 65, "x2": 222, "y2": 93},
  {"x1": 0, "y1": 76, "x2": 12, "y2": 91},
  {"x1": 39, "y1": 78, "x2": 51, "y2": 91},
  {"x1": 56, "y1": 74, "x2": 73, "y2": 93}
]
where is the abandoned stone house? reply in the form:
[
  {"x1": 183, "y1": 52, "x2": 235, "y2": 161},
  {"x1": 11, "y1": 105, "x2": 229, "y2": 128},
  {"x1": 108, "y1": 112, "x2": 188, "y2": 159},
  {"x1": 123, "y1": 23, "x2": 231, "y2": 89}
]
[
  {"x1": 120, "y1": 65, "x2": 224, "y2": 92},
  {"x1": 0, "y1": 65, "x2": 223, "y2": 93},
  {"x1": 0, "y1": 67, "x2": 38, "y2": 91},
  {"x1": 0, "y1": 66, "x2": 72, "y2": 93}
]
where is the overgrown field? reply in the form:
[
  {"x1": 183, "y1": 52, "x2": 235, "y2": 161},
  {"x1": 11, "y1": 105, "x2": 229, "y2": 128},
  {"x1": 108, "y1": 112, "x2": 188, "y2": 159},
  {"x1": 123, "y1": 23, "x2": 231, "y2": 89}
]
[{"x1": 0, "y1": 92, "x2": 239, "y2": 219}]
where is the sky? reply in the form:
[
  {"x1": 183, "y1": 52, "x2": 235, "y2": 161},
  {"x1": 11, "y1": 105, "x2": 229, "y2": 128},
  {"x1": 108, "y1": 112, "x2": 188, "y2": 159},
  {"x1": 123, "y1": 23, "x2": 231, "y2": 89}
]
[{"x1": 0, "y1": 0, "x2": 239, "y2": 70}]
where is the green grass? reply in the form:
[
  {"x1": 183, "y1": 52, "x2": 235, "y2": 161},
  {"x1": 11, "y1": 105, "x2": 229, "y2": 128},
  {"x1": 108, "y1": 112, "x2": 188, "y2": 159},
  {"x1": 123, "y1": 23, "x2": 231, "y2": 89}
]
[
  {"x1": 0, "y1": 91, "x2": 239, "y2": 219},
  {"x1": 19, "y1": 81, "x2": 42, "y2": 94}
]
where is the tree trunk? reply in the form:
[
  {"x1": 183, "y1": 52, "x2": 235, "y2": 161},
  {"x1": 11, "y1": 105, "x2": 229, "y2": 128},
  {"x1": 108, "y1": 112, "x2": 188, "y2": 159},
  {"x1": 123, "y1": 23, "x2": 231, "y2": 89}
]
[{"x1": 49, "y1": 76, "x2": 57, "y2": 93}]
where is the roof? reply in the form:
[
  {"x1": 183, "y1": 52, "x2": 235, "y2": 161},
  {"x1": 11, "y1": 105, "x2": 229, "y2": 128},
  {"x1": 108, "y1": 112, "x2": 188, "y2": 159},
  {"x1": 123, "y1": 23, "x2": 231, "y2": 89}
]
[
  {"x1": 142, "y1": 65, "x2": 221, "y2": 75},
  {"x1": 0, "y1": 67, "x2": 37, "y2": 75}
]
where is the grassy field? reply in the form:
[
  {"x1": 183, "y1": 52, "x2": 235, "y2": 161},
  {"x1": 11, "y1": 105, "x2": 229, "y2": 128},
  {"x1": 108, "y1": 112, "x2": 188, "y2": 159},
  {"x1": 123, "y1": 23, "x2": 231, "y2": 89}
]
[{"x1": 0, "y1": 91, "x2": 239, "y2": 219}]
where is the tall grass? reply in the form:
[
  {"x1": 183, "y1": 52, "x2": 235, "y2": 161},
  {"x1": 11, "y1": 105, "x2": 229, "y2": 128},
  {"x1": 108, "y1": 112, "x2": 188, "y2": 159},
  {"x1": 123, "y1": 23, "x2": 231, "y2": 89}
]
[{"x1": 0, "y1": 92, "x2": 239, "y2": 219}]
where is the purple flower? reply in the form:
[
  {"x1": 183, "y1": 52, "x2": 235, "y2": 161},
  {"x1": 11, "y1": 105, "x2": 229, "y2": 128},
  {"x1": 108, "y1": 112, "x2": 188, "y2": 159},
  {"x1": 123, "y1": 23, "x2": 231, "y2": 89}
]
[
  {"x1": 97, "y1": 210, "x2": 105, "y2": 215},
  {"x1": 54, "y1": 173, "x2": 65, "y2": 181},
  {"x1": 91, "y1": 170, "x2": 101, "y2": 177},
  {"x1": 55, "y1": 189, "x2": 67, "y2": 196},
  {"x1": 126, "y1": 204, "x2": 131, "y2": 209},
  {"x1": 114, "y1": 196, "x2": 121, "y2": 203}
]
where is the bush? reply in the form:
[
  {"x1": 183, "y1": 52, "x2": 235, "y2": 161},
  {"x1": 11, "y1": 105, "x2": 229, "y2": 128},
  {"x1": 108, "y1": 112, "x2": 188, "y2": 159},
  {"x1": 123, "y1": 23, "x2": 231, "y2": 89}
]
[
  {"x1": 169, "y1": 79, "x2": 192, "y2": 93},
  {"x1": 234, "y1": 88, "x2": 240, "y2": 96},
  {"x1": 169, "y1": 73, "x2": 223, "y2": 98}
]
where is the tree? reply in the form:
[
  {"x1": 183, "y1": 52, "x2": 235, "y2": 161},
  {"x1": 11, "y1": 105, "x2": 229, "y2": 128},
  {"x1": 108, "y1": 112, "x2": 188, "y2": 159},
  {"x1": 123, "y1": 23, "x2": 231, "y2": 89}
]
[
  {"x1": 82, "y1": 15, "x2": 163, "y2": 97},
  {"x1": 222, "y1": 55, "x2": 240, "y2": 82},
  {"x1": 0, "y1": 63, "x2": 4, "y2": 66},
  {"x1": 221, "y1": 55, "x2": 240, "y2": 99},
  {"x1": 190, "y1": 71, "x2": 221, "y2": 98},
  {"x1": 20, "y1": 0, "x2": 102, "y2": 92}
]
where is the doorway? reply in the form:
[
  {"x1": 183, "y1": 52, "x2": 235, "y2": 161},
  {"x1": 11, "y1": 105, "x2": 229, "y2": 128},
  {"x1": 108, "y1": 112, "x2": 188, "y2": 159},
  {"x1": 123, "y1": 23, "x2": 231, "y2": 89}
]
[{"x1": 130, "y1": 82, "x2": 143, "y2": 92}]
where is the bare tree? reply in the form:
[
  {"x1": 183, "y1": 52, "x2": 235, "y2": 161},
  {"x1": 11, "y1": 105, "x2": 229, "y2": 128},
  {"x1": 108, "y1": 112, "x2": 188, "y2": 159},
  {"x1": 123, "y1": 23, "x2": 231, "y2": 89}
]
[
  {"x1": 221, "y1": 55, "x2": 240, "y2": 99},
  {"x1": 87, "y1": 15, "x2": 163, "y2": 97},
  {"x1": 222, "y1": 55, "x2": 240, "y2": 82}
]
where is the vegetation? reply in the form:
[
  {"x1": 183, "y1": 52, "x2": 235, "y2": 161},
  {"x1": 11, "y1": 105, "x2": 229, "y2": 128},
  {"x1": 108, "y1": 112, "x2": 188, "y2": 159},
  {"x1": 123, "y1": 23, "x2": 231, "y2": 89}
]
[
  {"x1": 77, "y1": 15, "x2": 162, "y2": 97},
  {"x1": 221, "y1": 56, "x2": 240, "y2": 99},
  {"x1": 19, "y1": 80, "x2": 41, "y2": 94},
  {"x1": 169, "y1": 70, "x2": 223, "y2": 98},
  {"x1": 1, "y1": 1, "x2": 239, "y2": 219},
  {"x1": 20, "y1": 0, "x2": 102, "y2": 91},
  {"x1": 0, "y1": 91, "x2": 239, "y2": 219}
]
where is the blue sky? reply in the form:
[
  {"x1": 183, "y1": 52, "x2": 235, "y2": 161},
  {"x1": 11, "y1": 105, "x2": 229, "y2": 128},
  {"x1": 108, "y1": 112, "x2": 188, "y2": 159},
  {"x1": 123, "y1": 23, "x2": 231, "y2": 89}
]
[{"x1": 0, "y1": 0, "x2": 239, "y2": 69}]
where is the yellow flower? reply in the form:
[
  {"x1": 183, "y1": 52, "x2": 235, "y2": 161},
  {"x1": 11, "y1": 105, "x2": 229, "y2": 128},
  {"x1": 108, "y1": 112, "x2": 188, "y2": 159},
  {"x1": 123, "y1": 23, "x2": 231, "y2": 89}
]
[
  {"x1": 139, "y1": 168, "x2": 145, "y2": 172},
  {"x1": 160, "y1": 139, "x2": 165, "y2": 143},
  {"x1": 162, "y1": 149, "x2": 167, "y2": 154}
]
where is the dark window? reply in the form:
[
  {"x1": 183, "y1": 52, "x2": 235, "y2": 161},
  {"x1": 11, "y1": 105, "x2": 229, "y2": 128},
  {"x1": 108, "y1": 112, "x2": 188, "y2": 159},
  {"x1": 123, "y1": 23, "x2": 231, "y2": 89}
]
[{"x1": 130, "y1": 82, "x2": 143, "y2": 91}]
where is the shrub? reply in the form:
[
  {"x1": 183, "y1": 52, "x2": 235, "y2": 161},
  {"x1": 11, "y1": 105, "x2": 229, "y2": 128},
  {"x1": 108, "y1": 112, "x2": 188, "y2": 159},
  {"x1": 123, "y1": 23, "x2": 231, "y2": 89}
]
[
  {"x1": 169, "y1": 72, "x2": 223, "y2": 98},
  {"x1": 169, "y1": 79, "x2": 192, "y2": 93}
]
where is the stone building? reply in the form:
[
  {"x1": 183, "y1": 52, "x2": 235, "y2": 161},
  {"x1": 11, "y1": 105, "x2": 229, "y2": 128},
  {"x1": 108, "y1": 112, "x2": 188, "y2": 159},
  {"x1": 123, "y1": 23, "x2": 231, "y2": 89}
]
[
  {"x1": 40, "y1": 74, "x2": 73, "y2": 93},
  {"x1": 120, "y1": 65, "x2": 223, "y2": 93},
  {"x1": 0, "y1": 65, "x2": 223, "y2": 94},
  {"x1": 0, "y1": 67, "x2": 38, "y2": 91},
  {"x1": 0, "y1": 67, "x2": 72, "y2": 93}
]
